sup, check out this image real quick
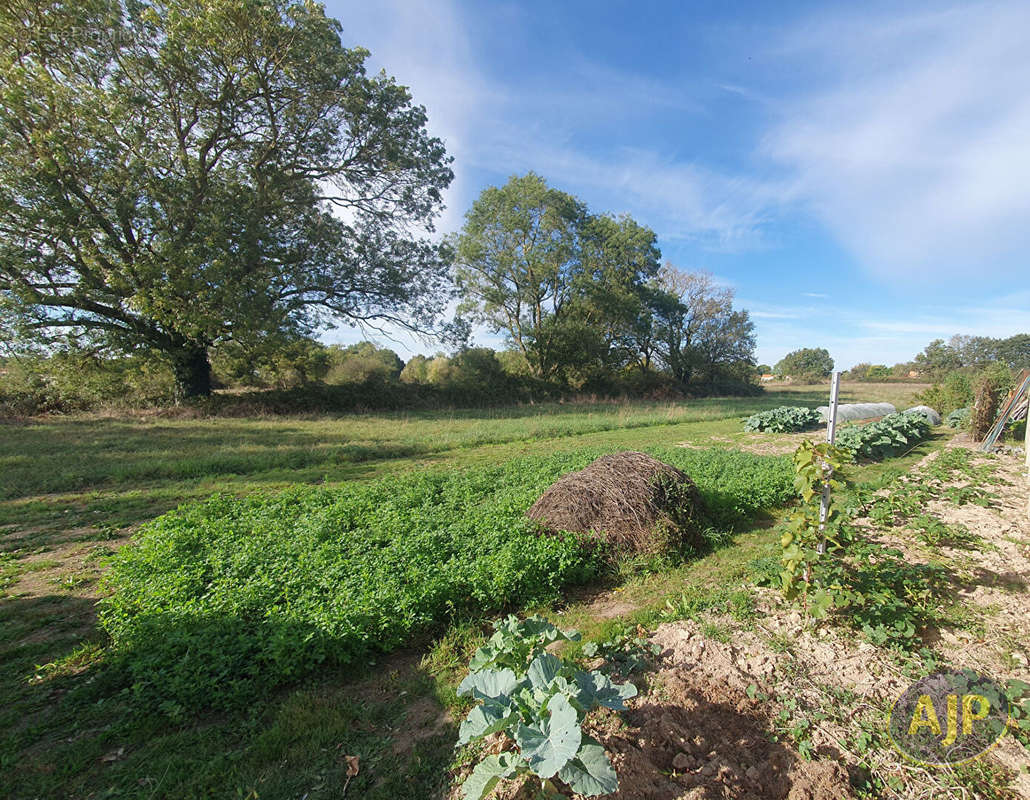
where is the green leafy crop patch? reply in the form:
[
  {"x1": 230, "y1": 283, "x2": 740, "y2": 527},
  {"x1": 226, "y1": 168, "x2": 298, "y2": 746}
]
[
  {"x1": 742, "y1": 405, "x2": 821, "y2": 433},
  {"x1": 97, "y1": 448, "x2": 793, "y2": 715},
  {"x1": 835, "y1": 411, "x2": 933, "y2": 461}
]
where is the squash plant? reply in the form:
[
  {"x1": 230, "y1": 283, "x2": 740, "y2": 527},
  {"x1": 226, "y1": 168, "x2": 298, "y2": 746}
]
[{"x1": 456, "y1": 615, "x2": 637, "y2": 799}]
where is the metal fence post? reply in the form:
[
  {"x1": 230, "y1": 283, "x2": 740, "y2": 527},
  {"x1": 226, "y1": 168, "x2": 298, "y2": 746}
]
[{"x1": 817, "y1": 371, "x2": 841, "y2": 555}]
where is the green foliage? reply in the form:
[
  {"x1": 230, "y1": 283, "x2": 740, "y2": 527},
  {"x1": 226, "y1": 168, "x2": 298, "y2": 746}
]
[
  {"x1": 743, "y1": 405, "x2": 821, "y2": 433},
  {"x1": 0, "y1": 0, "x2": 453, "y2": 397},
  {"x1": 766, "y1": 445, "x2": 995, "y2": 650},
  {"x1": 452, "y1": 174, "x2": 756, "y2": 389},
  {"x1": 0, "y1": 350, "x2": 176, "y2": 414},
  {"x1": 774, "y1": 348, "x2": 833, "y2": 381},
  {"x1": 845, "y1": 363, "x2": 892, "y2": 381},
  {"x1": 97, "y1": 447, "x2": 792, "y2": 715},
  {"x1": 325, "y1": 342, "x2": 404, "y2": 385},
  {"x1": 211, "y1": 335, "x2": 331, "y2": 390},
  {"x1": 99, "y1": 458, "x2": 598, "y2": 714},
  {"x1": 834, "y1": 412, "x2": 932, "y2": 460},
  {"x1": 456, "y1": 615, "x2": 635, "y2": 799},
  {"x1": 945, "y1": 407, "x2": 970, "y2": 428},
  {"x1": 917, "y1": 372, "x2": 973, "y2": 417},
  {"x1": 661, "y1": 584, "x2": 757, "y2": 625},
  {"x1": 1004, "y1": 679, "x2": 1030, "y2": 750},
  {"x1": 650, "y1": 446, "x2": 795, "y2": 529},
  {"x1": 580, "y1": 624, "x2": 662, "y2": 676},
  {"x1": 778, "y1": 441, "x2": 852, "y2": 611}
]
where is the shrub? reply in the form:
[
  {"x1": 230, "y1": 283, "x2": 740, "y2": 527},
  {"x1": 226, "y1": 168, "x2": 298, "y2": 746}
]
[
  {"x1": 946, "y1": 408, "x2": 970, "y2": 429},
  {"x1": 99, "y1": 448, "x2": 793, "y2": 714},
  {"x1": 916, "y1": 372, "x2": 973, "y2": 418},
  {"x1": 743, "y1": 406, "x2": 821, "y2": 433},
  {"x1": 834, "y1": 412, "x2": 932, "y2": 460}
]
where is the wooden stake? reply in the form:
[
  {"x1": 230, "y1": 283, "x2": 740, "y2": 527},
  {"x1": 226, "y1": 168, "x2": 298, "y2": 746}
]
[{"x1": 817, "y1": 371, "x2": 841, "y2": 555}]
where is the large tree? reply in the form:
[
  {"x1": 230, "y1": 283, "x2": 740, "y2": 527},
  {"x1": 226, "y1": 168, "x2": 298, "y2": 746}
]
[
  {"x1": 453, "y1": 173, "x2": 665, "y2": 381},
  {"x1": 0, "y1": 0, "x2": 453, "y2": 398},
  {"x1": 650, "y1": 265, "x2": 755, "y2": 384},
  {"x1": 452, "y1": 173, "x2": 586, "y2": 380}
]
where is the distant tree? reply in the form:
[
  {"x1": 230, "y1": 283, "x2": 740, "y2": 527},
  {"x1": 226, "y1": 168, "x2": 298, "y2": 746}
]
[
  {"x1": 652, "y1": 266, "x2": 755, "y2": 384},
  {"x1": 994, "y1": 334, "x2": 1030, "y2": 370},
  {"x1": 577, "y1": 213, "x2": 662, "y2": 369},
  {"x1": 0, "y1": 0, "x2": 453, "y2": 399},
  {"x1": 326, "y1": 342, "x2": 403, "y2": 384},
  {"x1": 212, "y1": 335, "x2": 329, "y2": 389},
  {"x1": 865, "y1": 364, "x2": 891, "y2": 380},
  {"x1": 756, "y1": 364, "x2": 772, "y2": 375},
  {"x1": 399, "y1": 355, "x2": 430, "y2": 384},
  {"x1": 450, "y1": 348, "x2": 506, "y2": 389},
  {"x1": 425, "y1": 356, "x2": 456, "y2": 385},
  {"x1": 453, "y1": 174, "x2": 662, "y2": 382},
  {"x1": 846, "y1": 362, "x2": 872, "y2": 381},
  {"x1": 496, "y1": 349, "x2": 532, "y2": 377},
  {"x1": 453, "y1": 173, "x2": 586, "y2": 380},
  {"x1": 914, "y1": 339, "x2": 962, "y2": 378},
  {"x1": 775, "y1": 348, "x2": 834, "y2": 381}
]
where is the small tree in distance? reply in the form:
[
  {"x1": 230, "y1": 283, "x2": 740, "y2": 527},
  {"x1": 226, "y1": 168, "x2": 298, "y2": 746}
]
[{"x1": 775, "y1": 348, "x2": 834, "y2": 382}]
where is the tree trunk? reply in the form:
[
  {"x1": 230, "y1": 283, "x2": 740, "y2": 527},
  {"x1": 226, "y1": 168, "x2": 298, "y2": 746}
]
[{"x1": 170, "y1": 344, "x2": 212, "y2": 401}]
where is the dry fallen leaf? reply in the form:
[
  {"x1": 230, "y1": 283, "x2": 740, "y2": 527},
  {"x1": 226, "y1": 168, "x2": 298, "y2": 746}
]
[{"x1": 341, "y1": 754, "x2": 360, "y2": 796}]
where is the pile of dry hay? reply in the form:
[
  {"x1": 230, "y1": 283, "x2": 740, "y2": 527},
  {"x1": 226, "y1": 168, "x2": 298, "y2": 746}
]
[{"x1": 526, "y1": 451, "x2": 705, "y2": 554}]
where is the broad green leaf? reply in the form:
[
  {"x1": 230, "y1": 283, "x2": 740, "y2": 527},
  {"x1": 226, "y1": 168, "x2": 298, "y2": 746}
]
[
  {"x1": 527, "y1": 652, "x2": 563, "y2": 690},
  {"x1": 574, "y1": 670, "x2": 637, "y2": 711},
  {"x1": 457, "y1": 667, "x2": 518, "y2": 699},
  {"x1": 462, "y1": 753, "x2": 518, "y2": 800},
  {"x1": 558, "y1": 738, "x2": 618, "y2": 796},
  {"x1": 514, "y1": 693, "x2": 582, "y2": 778},
  {"x1": 457, "y1": 698, "x2": 515, "y2": 745}
]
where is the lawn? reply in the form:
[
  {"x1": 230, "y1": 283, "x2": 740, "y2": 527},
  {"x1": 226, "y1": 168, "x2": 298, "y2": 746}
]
[{"x1": 0, "y1": 382, "x2": 935, "y2": 799}]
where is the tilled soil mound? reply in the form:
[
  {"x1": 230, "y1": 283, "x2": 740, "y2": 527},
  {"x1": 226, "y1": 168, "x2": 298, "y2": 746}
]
[
  {"x1": 526, "y1": 451, "x2": 705, "y2": 554},
  {"x1": 585, "y1": 622, "x2": 854, "y2": 800}
]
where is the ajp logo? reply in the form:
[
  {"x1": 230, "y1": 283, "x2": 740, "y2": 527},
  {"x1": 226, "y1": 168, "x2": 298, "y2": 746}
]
[{"x1": 889, "y1": 669, "x2": 1010, "y2": 765}]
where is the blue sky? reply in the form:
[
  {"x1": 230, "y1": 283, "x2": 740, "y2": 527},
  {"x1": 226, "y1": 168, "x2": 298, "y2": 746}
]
[{"x1": 324, "y1": 0, "x2": 1030, "y2": 370}]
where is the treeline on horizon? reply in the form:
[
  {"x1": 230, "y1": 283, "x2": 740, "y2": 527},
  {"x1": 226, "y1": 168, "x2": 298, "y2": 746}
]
[{"x1": 1, "y1": 2, "x2": 1027, "y2": 418}]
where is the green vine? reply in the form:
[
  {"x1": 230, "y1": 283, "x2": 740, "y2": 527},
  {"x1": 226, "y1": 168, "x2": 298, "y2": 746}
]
[{"x1": 779, "y1": 440, "x2": 852, "y2": 617}]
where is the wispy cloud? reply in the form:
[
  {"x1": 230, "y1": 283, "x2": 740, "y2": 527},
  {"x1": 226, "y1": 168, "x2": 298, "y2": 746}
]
[{"x1": 763, "y1": 2, "x2": 1030, "y2": 282}]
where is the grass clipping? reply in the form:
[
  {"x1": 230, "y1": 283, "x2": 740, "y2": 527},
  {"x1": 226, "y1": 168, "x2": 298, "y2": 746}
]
[{"x1": 526, "y1": 451, "x2": 705, "y2": 555}]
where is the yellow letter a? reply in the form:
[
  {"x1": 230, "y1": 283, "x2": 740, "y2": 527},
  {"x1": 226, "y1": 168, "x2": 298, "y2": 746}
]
[{"x1": 908, "y1": 695, "x2": 942, "y2": 737}]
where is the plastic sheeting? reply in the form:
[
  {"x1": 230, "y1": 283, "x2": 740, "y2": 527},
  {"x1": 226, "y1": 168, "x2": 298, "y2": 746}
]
[
  {"x1": 816, "y1": 402, "x2": 896, "y2": 423},
  {"x1": 903, "y1": 405, "x2": 942, "y2": 425}
]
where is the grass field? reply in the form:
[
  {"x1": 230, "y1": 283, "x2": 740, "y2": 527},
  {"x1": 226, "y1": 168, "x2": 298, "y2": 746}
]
[{"x1": 0, "y1": 382, "x2": 935, "y2": 799}]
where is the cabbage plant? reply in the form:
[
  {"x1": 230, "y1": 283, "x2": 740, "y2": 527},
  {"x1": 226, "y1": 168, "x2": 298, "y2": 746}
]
[{"x1": 457, "y1": 615, "x2": 636, "y2": 799}]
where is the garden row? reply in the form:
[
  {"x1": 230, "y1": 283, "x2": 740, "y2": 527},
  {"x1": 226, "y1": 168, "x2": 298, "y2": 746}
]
[
  {"x1": 97, "y1": 447, "x2": 795, "y2": 716},
  {"x1": 745, "y1": 405, "x2": 936, "y2": 459}
]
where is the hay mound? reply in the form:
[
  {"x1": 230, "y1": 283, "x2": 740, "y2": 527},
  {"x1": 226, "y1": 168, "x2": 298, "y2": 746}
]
[{"x1": 526, "y1": 451, "x2": 705, "y2": 553}]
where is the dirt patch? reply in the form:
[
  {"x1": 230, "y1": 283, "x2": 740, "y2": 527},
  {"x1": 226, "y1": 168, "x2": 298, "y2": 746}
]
[
  {"x1": 393, "y1": 695, "x2": 452, "y2": 755},
  {"x1": 527, "y1": 451, "x2": 705, "y2": 554},
  {"x1": 585, "y1": 622, "x2": 853, "y2": 799}
]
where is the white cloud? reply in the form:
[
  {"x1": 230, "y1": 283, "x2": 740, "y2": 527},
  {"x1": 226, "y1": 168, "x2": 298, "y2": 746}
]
[
  {"x1": 764, "y1": 2, "x2": 1030, "y2": 282},
  {"x1": 333, "y1": 0, "x2": 488, "y2": 232}
]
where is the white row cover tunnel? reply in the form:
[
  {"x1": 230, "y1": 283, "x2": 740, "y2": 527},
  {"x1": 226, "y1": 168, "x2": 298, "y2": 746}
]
[{"x1": 816, "y1": 402, "x2": 896, "y2": 423}]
